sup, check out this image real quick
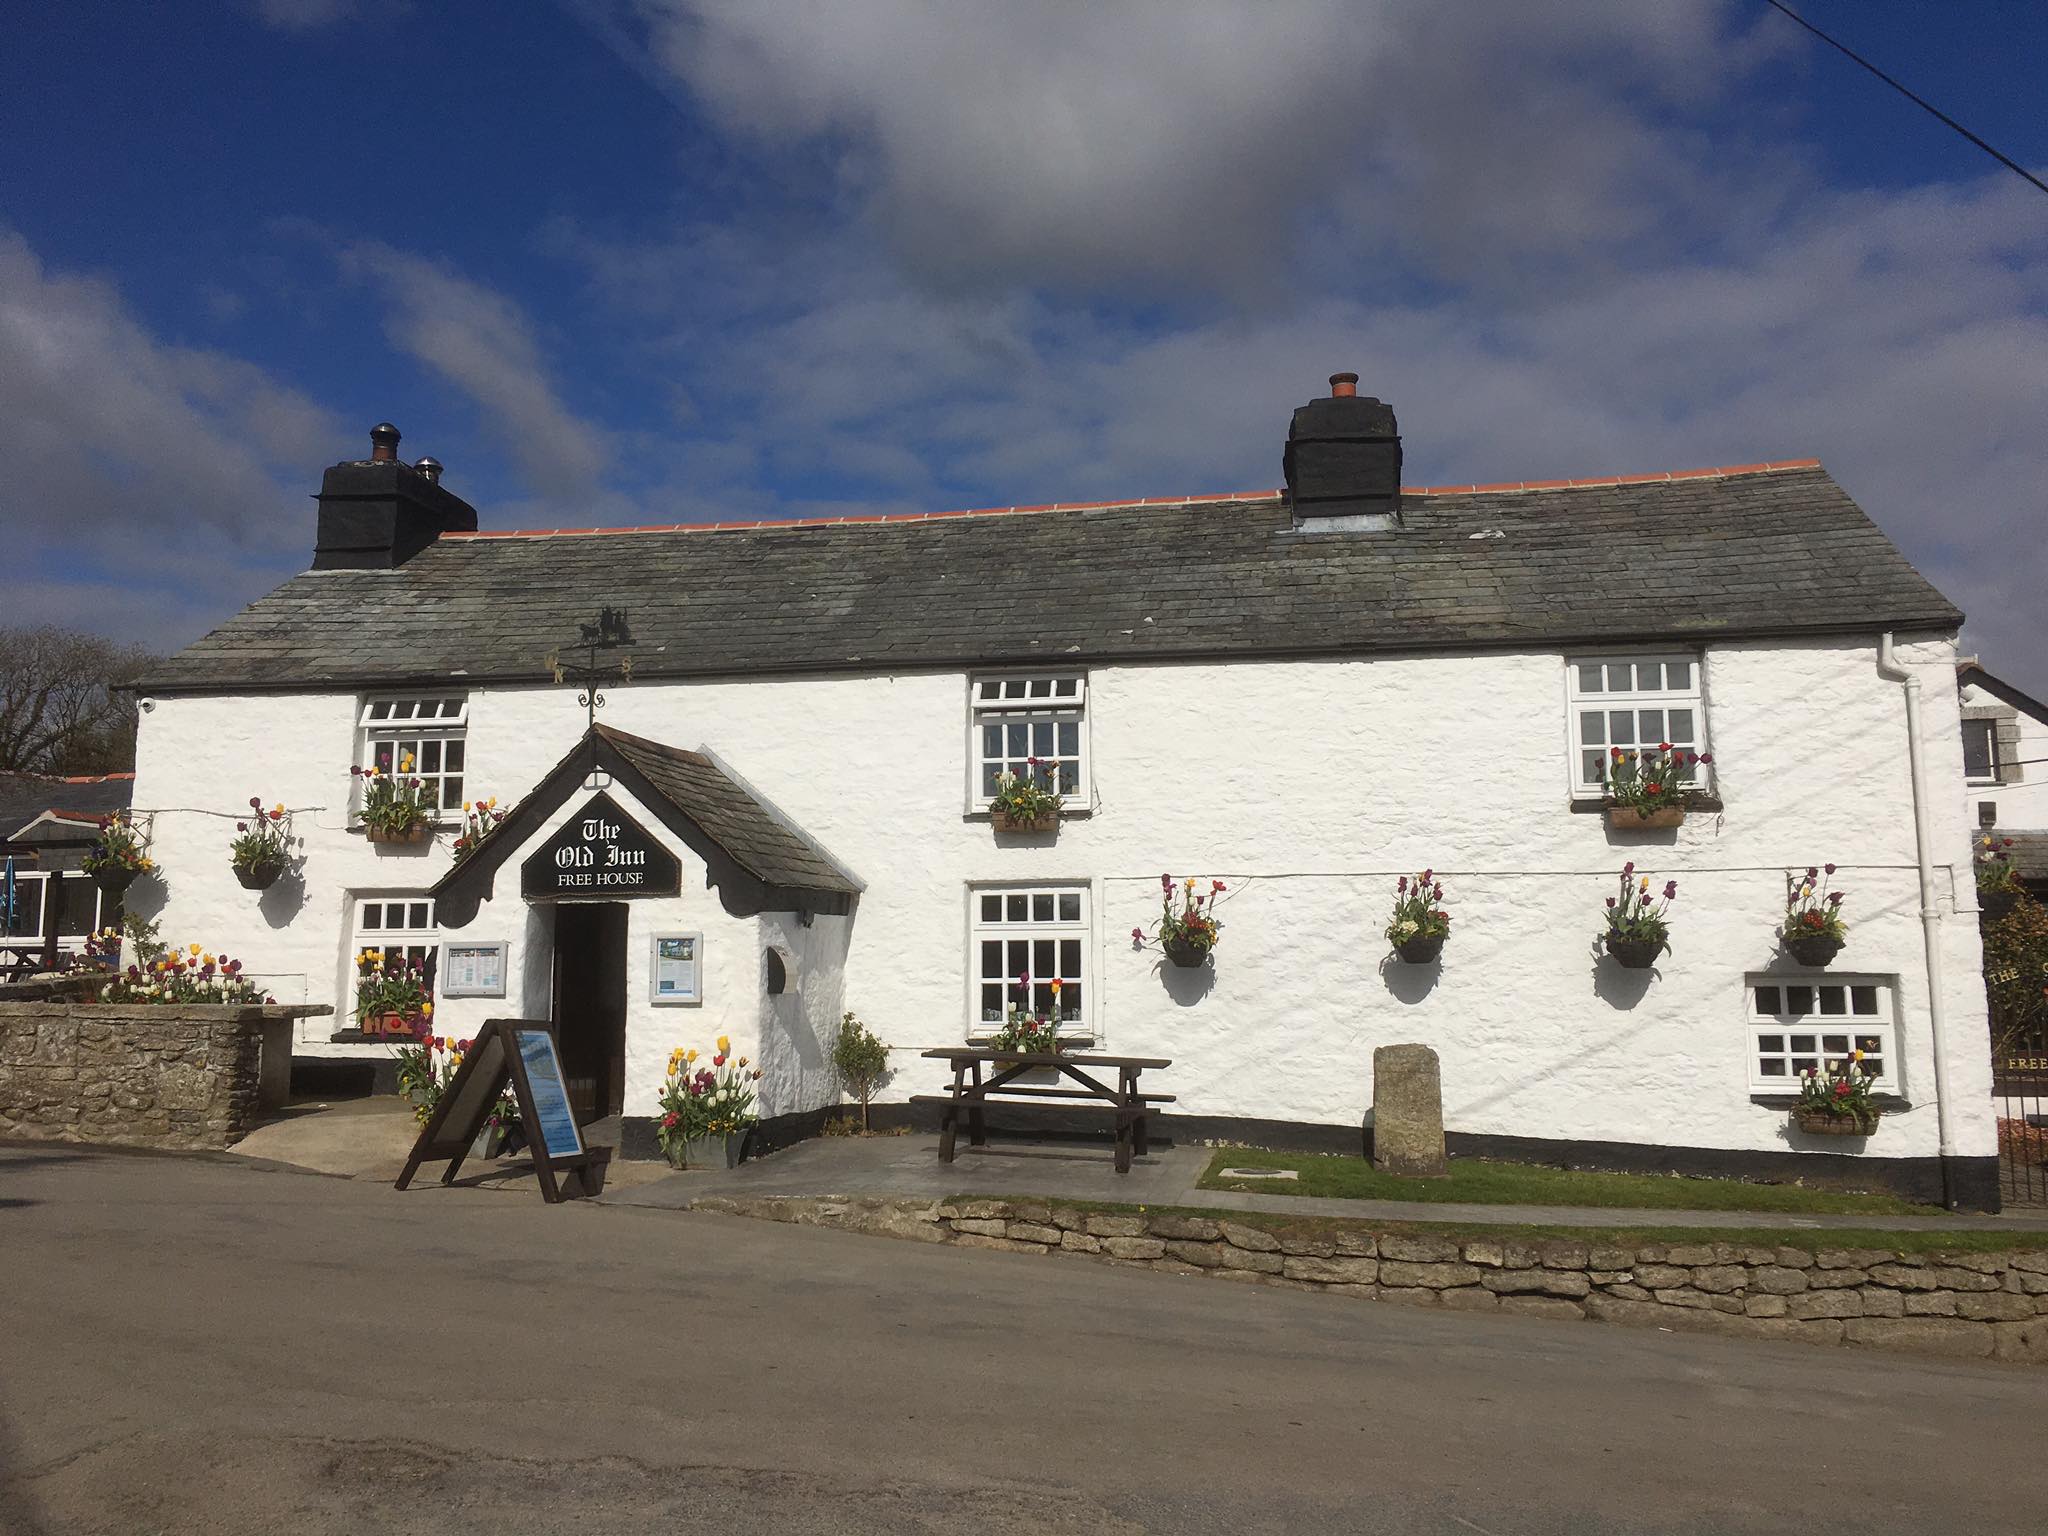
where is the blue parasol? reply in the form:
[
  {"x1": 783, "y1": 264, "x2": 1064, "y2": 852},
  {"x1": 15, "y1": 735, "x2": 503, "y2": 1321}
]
[{"x1": 2, "y1": 856, "x2": 15, "y2": 936}]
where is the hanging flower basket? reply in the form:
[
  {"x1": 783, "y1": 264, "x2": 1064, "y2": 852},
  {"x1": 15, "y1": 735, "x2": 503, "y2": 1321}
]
[
  {"x1": 365, "y1": 822, "x2": 434, "y2": 846},
  {"x1": 1603, "y1": 933, "x2": 1665, "y2": 969},
  {"x1": 1795, "y1": 1107, "x2": 1880, "y2": 1137},
  {"x1": 1392, "y1": 933, "x2": 1445, "y2": 965},
  {"x1": 1981, "y1": 888, "x2": 2019, "y2": 922},
  {"x1": 1162, "y1": 935, "x2": 1213, "y2": 968},
  {"x1": 1605, "y1": 804, "x2": 1685, "y2": 831},
  {"x1": 991, "y1": 808, "x2": 1058, "y2": 834},
  {"x1": 1784, "y1": 934, "x2": 1842, "y2": 968},
  {"x1": 91, "y1": 864, "x2": 141, "y2": 896},
  {"x1": 234, "y1": 859, "x2": 286, "y2": 891}
]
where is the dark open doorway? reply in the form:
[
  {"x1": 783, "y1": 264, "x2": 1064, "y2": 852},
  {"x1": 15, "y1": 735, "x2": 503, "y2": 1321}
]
[{"x1": 552, "y1": 903, "x2": 628, "y2": 1122}]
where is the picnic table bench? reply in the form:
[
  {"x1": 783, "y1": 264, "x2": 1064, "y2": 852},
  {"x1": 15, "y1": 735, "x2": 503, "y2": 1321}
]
[{"x1": 915, "y1": 1047, "x2": 1173, "y2": 1173}]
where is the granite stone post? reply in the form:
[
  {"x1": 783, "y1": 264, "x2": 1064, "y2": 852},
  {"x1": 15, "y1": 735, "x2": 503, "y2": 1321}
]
[{"x1": 1372, "y1": 1043, "x2": 1448, "y2": 1178}]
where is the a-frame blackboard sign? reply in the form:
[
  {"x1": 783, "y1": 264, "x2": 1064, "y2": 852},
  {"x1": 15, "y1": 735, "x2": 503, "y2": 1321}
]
[{"x1": 395, "y1": 1018, "x2": 611, "y2": 1203}]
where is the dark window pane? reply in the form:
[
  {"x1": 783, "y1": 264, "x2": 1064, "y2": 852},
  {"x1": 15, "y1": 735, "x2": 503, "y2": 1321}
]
[
  {"x1": 1963, "y1": 720, "x2": 1996, "y2": 779},
  {"x1": 1060, "y1": 938, "x2": 1081, "y2": 976},
  {"x1": 1786, "y1": 986, "x2": 1814, "y2": 1016},
  {"x1": 981, "y1": 940, "x2": 1002, "y2": 977},
  {"x1": 56, "y1": 879, "x2": 98, "y2": 935},
  {"x1": 1759, "y1": 1059, "x2": 1786, "y2": 1077},
  {"x1": 1006, "y1": 894, "x2": 1026, "y2": 922},
  {"x1": 1757, "y1": 1034, "x2": 1784, "y2": 1052},
  {"x1": 981, "y1": 765, "x2": 1002, "y2": 796},
  {"x1": 1005, "y1": 938, "x2": 1029, "y2": 976},
  {"x1": 1754, "y1": 986, "x2": 1781, "y2": 1015},
  {"x1": 1577, "y1": 663, "x2": 1603, "y2": 693},
  {"x1": 981, "y1": 985, "x2": 1003, "y2": 1020},
  {"x1": 445, "y1": 739, "x2": 465, "y2": 772},
  {"x1": 442, "y1": 778, "x2": 462, "y2": 809},
  {"x1": 1057, "y1": 892, "x2": 1080, "y2": 922},
  {"x1": 1058, "y1": 720, "x2": 1079, "y2": 756},
  {"x1": 1818, "y1": 987, "x2": 1846, "y2": 1016},
  {"x1": 6, "y1": 878, "x2": 42, "y2": 935},
  {"x1": 1851, "y1": 985, "x2": 1878, "y2": 1015},
  {"x1": 1033, "y1": 938, "x2": 1055, "y2": 977},
  {"x1": 980, "y1": 894, "x2": 1001, "y2": 922},
  {"x1": 419, "y1": 740, "x2": 442, "y2": 773},
  {"x1": 1032, "y1": 893, "x2": 1054, "y2": 922}
]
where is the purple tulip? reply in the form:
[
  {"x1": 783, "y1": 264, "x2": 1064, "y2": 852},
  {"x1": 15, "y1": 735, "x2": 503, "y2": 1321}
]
[
  {"x1": 1663, "y1": 880, "x2": 1678, "y2": 900},
  {"x1": 1397, "y1": 875, "x2": 1408, "y2": 894},
  {"x1": 1824, "y1": 863, "x2": 1837, "y2": 875}
]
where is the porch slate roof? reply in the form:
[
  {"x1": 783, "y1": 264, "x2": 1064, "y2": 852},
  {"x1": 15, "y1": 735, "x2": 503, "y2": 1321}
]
[
  {"x1": 140, "y1": 463, "x2": 1962, "y2": 693},
  {"x1": 427, "y1": 725, "x2": 858, "y2": 928}
]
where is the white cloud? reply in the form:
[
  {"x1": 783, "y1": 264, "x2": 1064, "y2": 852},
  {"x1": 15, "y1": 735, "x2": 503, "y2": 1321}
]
[{"x1": 340, "y1": 242, "x2": 610, "y2": 504}]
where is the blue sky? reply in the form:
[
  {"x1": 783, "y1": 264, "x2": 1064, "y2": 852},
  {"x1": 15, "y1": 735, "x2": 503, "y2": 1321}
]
[{"x1": 6, "y1": 1, "x2": 2046, "y2": 690}]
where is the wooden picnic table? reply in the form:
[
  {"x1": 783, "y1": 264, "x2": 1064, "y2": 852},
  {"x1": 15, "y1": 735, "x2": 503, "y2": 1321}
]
[{"x1": 915, "y1": 1047, "x2": 1173, "y2": 1173}]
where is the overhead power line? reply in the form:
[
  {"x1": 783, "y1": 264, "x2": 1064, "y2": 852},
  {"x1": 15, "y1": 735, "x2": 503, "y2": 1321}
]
[{"x1": 1762, "y1": 0, "x2": 2048, "y2": 199}]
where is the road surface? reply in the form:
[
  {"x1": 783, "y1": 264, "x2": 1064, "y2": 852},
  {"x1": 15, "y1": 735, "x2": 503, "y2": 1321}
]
[{"x1": 3, "y1": 1145, "x2": 2044, "y2": 1534}]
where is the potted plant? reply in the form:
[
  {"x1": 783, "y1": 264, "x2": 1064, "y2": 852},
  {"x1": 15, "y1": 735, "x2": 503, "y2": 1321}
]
[
  {"x1": 1133, "y1": 874, "x2": 1230, "y2": 967},
  {"x1": 1782, "y1": 863, "x2": 1848, "y2": 966},
  {"x1": 831, "y1": 1010, "x2": 890, "y2": 1133},
  {"x1": 1602, "y1": 744, "x2": 1711, "y2": 830},
  {"x1": 392, "y1": 1028, "x2": 464, "y2": 1125},
  {"x1": 99, "y1": 942, "x2": 274, "y2": 1004},
  {"x1": 351, "y1": 759, "x2": 436, "y2": 845},
  {"x1": 1385, "y1": 869, "x2": 1450, "y2": 964},
  {"x1": 987, "y1": 974, "x2": 1067, "y2": 1055},
  {"x1": 230, "y1": 796, "x2": 292, "y2": 889},
  {"x1": 1599, "y1": 862, "x2": 1676, "y2": 969},
  {"x1": 989, "y1": 758, "x2": 1062, "y2": 833},
  {"x1": 1978, "y1": 835, "x2": 2022, "y2": 921},
  {"x1": 450, "y1": 795, "x2": 506, "y2": 864},
  {"x1": 656, "y1": 1036, "x2": 762, "y2": 1169},
  {"x1": 81, "y1": 811, "x2": 153, "y2": 896},
  {"x1": 1792, "y1": 1050, "x2": 1881, "y2": 1136},
  {"x1": 353, "y1": 950, "x2": 432, "y2": 1037}
]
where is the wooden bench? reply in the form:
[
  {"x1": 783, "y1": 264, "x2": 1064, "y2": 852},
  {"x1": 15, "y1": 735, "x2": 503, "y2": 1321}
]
[{"x1": 916, "y1": 1048, "x2": 1173, "y2": 1173}]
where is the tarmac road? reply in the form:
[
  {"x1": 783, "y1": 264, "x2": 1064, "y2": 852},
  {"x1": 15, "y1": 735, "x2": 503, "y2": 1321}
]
[{"x1": 3, "y1": 1144, "x2": 2044, "y2": 1535}]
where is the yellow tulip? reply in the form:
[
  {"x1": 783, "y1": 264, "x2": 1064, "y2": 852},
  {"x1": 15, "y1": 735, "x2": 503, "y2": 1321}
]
[
  {"x1": 463, "y1": 801, "x2": 472, "y2": 812},
  {"x1": 686, "y1": 1048, "x2": 698, "y2": 1063},
  {"x1": 716, "y1": 1035, "x2": 731, "y2": 1053},
  {"x1": 189, "y1": 943, "x2": 202, "y2": 957}
]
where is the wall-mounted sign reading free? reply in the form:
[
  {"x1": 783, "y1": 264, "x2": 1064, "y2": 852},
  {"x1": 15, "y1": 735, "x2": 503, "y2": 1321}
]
[
  {"x1": 650, "y1": 933, "x2": 702, "y2": 1005},
  {"x1": 520, "y1": 792, "x2": 681, "y2": 900}
]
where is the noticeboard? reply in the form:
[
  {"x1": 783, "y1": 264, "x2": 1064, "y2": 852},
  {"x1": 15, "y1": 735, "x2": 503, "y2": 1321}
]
[
  {"x1": 520, "y1": 793, "x2": 681, "y2": 901},
  {"x1": 395, "y1": 1018, "x2": 609, "y2": 1203}
]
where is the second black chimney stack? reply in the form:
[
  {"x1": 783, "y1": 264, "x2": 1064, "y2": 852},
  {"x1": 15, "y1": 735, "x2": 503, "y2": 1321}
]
[{"x1": 1284, "y1": 372, "x2": 1403, "y2": 528}]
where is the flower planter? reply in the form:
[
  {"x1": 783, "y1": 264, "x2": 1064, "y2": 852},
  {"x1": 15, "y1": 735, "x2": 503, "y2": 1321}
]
[
  {"x1": 1604, "y1": 804, "x2": 1685, "y2": 831},
  {"x1": 89, "y1": 865, "x2": 140, "y2": 897},
  {"x1": 1795, "y1": 1107, "x2": 1880, "y2": 1137},
  {"x1": 1392, "y1": 933, "x2": 1445, "y2": 965},
  {"x1": 990, "y1": 809, "x2": 1058, "y2": 834},
  {"x1": 364, "y1": 1011, "x2": 422, "y2": 1039},
  {"x1": 1783, "y1": 934, "x2": 1843, "y2": 968},
  {"x1": 365, "y1": 822, "x2": 434, "y2": 847},
  {"x1": 1980, "y1": 889, "x2": 2019, "y2": 922},
  {"x1": 234, "y1": 859, "x2": 286, "y2": 891},
  {"x1": 678, "y1": 1131, "x2": 747, "y2": 1170},
  {"x1": 1603, "y1": 933, "x2": 1665, "y2": 969},
  {"x1": 1162, "y1": 935, "x2": 1212, "y2": 968}
]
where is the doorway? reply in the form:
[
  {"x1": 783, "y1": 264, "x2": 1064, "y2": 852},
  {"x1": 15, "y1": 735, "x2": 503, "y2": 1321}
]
[{"x1": 552, "y1": 903, "x2": 628, "y2": 1122}]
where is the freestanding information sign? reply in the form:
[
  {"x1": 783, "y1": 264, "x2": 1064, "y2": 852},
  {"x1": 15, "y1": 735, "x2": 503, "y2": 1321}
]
[{"x1": 395, "y1": 1018, "x2": 610, "y2": 1203}]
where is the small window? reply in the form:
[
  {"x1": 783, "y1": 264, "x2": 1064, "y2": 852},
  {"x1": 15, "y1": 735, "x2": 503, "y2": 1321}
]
[
  {"x1": 0, "y1": 873, "x2": 103, "y2": 946},
  {"x1": 351, "y1": 894, "x2": 439, "y2": 1017},
  {"x1": 971, "y1": 674, "x2": 1087, "y2": 807},
  {"x1": 359, "y1": 695, "x2": 469, "y2": 816},
  {"x1": 765, "y1": 949, "x2": 788, "y2": 996},
  {"x1": 1747, "y1": 974, "x2": 1897, "y2": 1093},
  {"x1": 968, "y1": 884, "x2": 1089, "y2": 1039},
  {"x1": 1568, "y1": 655, "x2": 1709, "y2": 797},
  {"x1": 1962, "y1": 719, "x2": 2000, "y2": 785}
]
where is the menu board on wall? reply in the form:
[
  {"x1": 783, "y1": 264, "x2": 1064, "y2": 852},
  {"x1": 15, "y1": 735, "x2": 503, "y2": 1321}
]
[
  {"x1": 650, "y1": 933, "x2": 702, "y2": 1005},
  {"x1": 440, "y1": 941, "x2": 508, "y2": 998}
]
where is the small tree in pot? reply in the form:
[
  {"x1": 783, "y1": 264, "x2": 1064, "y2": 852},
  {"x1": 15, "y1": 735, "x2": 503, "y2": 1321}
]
[
  {"x1": 1781, "y1": 863, "x2": 1847, "y2": 966},
  {"x1": 831, "y1": 1010, "x2": 890, "y2": 1132},
  {"x1": 1599, "y1": 862, "x2": 1676, "y2": 969},
  {"x1": 1385, "y1": 869, "x2": 1450, "y2": 964}
]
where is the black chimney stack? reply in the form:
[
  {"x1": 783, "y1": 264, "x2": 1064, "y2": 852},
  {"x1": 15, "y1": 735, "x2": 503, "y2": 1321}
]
[
  {"x1": 312, "y1": 424, "x2": 478, "y2": 570},
  {"x1": 1284, "y1": 372, "x2": 1403, "y2": 528}
]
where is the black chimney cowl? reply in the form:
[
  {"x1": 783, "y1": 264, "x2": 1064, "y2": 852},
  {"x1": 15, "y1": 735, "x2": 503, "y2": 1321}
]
[
  {"x1": 312, "y1": 424, "x2": 479, "y2": 570},
  {"x1": 1284, "y1": 374, "x2": 1403, "y2": 527}
]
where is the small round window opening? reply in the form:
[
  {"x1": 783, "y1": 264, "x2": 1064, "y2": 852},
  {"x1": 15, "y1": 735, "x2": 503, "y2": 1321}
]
[{"x1": 765, "y1": 949, "x2": 788, "y2": 996}]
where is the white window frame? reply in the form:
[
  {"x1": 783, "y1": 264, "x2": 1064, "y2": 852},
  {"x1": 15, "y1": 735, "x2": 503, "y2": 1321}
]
[
  {"x1": 1962, "y1": 718, "x2": 2002, "y2": 786},
  {"x1": 1745, "y1": 973, "x2": 1899, "y2": 1095},
  {"x1": 969, "y1": 673, "x2": 1088, "y2": 811},
  {"x1": 968, "y1": 883, "x2": 1091, "y2": 1042},
  {"x1": 1566, "y1": 654, "x2": 1711, "y2": 799},
  {"x1": 0, "y1": 872, "x2": 104, "y2": 948},
  {"x1": 349, "y1": 894, "x2": 440, "y2": 1018},
  {"x1": 358, "y1": 695, "x2": 470, "y2": 821}
]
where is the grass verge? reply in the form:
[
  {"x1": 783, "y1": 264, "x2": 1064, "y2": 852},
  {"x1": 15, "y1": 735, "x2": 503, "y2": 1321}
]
[{"x1": 1200, "y1": 1148, "x2": 1934, "y2": 1216}]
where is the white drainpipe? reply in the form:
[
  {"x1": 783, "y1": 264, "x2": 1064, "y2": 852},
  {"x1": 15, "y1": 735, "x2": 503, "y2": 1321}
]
[{"x1": 1875, "y1": 632, "x2": 1961, "y2": 1207}]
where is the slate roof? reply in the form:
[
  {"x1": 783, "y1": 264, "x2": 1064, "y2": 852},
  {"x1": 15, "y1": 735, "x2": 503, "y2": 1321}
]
[
  {"x1": 142, "y1": 463, "x2": 1962, "y2": 693},
  {"x1": 0, "y1": 773, "x2": 133, "y2": 844},
  {"x1": 594, "y1": 727, "x2": 861, "y2": 897}
]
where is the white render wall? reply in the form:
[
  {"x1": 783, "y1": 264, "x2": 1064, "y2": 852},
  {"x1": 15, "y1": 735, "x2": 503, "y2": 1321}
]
[{"x1": 127, "y1": 632, "x2": 1993, "y2": 1159}]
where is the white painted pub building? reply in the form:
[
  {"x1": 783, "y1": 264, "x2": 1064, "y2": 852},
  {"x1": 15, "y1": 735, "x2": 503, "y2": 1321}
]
[{"x1": 128, "y1": 380, "x2": 2000, "y2": 1206}]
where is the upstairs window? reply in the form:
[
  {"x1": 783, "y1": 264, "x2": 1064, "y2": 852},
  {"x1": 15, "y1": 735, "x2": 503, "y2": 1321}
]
[
  {"x1": 359, "y1": 696, "x2": 468, "y2": 816},
  {"x1": 1962, "y1": 719, "x2": 2001, "y2": 785},
  {"x1": 970, "y1": 885, "x2": 1089, "y2": 1039},
  {"x1": 971, "y1": 674, "x2": 1087, "y2": 807},
  {"x1": 1568, "y1": 656, "x2": 1709, "y2": 798},
  {"x1": 1747, "y1": 975, "x2": 1898, "y2": 1094}
]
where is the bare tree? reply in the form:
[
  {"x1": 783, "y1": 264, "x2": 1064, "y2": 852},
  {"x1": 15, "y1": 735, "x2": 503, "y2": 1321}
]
[{"x1": 0, "y1": 627, "x2": 156, "y2": 775}]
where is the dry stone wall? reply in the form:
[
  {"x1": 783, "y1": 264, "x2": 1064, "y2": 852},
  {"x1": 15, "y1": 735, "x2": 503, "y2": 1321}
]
[
  {"x1": 688, "y1": 1194, "x2": 2048, "y2": 1366},
  {"x1": 0, "y1": 1003, "x2": 270, "y2": 1151}
]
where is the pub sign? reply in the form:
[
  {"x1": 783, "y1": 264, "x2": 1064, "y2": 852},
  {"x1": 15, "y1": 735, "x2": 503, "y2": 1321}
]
[{"x1": 520, "y1": 793, "x2": 682, "y2": 900}]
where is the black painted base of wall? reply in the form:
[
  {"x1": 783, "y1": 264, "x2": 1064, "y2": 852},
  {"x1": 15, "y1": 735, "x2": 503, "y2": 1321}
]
[
  {"x1": 290, "y1": 1055, "x2": 397, "y2": 1098},
  {"x1": 613, "y1": 1099, "x2": 2002, "y2": 1213}
]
